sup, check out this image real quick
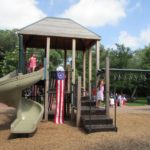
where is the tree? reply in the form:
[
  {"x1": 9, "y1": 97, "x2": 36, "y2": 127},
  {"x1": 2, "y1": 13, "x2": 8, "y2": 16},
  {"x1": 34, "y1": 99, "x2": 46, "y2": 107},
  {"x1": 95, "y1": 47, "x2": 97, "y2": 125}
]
[
  {"x1": 0, "y1": 30, "x2": 18, "y2": 77},
  {"x1": 0, "y1": 29, "x2": 18, "y2": 59},
  {"x1": 109, "y1": 44, "x2": 133, "y2": 68},
  {"x1": 49, "y1": 50, "x2": 63, "y2": 70},
  {"x1": 108, "y1": 44, "x2": 136, "y2": 95},
  {"x1": 140, "y1": 44, "x2": 150, "y2": 69},
  {"x1": 0, "y1": 48, "x2": 19, "y2": 76}
]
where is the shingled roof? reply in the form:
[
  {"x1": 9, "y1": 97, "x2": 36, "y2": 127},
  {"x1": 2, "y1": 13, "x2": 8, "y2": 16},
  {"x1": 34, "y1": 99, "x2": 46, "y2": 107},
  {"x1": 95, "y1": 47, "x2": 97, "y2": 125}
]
[
  {"x1": 18, "y1": 17, "x2": 100, "y2": 40},
  {"x1": 18, "y1": 17, "x2": 100, "y2": 50}
]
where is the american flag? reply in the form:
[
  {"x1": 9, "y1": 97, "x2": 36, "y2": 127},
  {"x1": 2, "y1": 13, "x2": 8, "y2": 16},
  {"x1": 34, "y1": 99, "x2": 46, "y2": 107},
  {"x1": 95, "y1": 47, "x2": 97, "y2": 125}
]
[{"x1": 54, "y1": 71, "x2": 65, "y2": 124}]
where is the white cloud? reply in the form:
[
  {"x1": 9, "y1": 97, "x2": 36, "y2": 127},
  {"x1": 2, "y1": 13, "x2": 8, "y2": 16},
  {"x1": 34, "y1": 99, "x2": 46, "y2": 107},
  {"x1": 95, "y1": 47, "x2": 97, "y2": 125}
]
[
  {"x1": 118, "y1": 27, "x2": 150, "y2": 49},
  {"x1": 60, "y1": 0, "x2": 127, "y2": 27},
  {"x1": 118, "y1": 31, "x2": 139, "y2": 49},
  {"x1": 0, "y1": 0, "x2": 46, "y2": 29},
  {"x1": 140, "y1": 27, "x2": 150, "y2": 44},
  {"x1": 105, "y1": 44, "x2": 116, "y2": 50}
]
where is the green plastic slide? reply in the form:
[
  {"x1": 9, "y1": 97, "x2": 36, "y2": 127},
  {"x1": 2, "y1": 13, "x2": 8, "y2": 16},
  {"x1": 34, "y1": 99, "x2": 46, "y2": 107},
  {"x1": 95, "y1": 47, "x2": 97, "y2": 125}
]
[
  {"x1": 0, "y1": 69, "x2": 44, "y2": 92},
  {"x1": 11, "y1": 98, "x2": 44, "y2": 133},
  {"x1": 0, "y1": 69, "x2": 44, "y2": 134}
]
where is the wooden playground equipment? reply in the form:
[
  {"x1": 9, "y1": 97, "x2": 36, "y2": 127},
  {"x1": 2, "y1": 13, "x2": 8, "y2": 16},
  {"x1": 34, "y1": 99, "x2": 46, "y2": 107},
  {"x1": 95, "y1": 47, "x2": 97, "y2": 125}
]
[{"x1": 17, "y1": 17, "x2": 116, "y2": 133}]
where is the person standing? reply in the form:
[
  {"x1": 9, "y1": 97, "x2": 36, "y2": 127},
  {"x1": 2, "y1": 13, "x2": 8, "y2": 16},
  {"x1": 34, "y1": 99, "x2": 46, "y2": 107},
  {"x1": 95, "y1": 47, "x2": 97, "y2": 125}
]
[
  {"x1": 118, "y1": 94, "x2": 122, "y2": 106},
  {"x1": 28, "y1": 53, "x2": 37, "y2": 72},
  {"x1": 96, "y1": 79, "x2": 105, "y2": 108}
]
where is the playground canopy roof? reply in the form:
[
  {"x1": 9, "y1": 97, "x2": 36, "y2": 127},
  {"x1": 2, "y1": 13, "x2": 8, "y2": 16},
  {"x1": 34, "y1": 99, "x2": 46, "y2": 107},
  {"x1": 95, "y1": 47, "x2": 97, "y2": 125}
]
[{"x1": 18, "y1": 17, "x2": 101, "y2": 50}]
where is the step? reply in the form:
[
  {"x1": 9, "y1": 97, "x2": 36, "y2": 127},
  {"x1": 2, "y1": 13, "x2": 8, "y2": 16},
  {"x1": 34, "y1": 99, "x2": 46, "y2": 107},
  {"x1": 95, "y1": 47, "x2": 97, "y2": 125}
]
[
  {"x1": 84, "y1": 124, "x2": 117, "y2": 133},
  {"x1": 81, "y1": 96, "x2": 90, "y2": 101},
  {"x1": 81, "y1": 115, "x2": 113, "y2": 125},
  {"x1": 81, "y1": 106, "x2": 106, "y2": 115},
  {"x1": 81, "y1": 100, "x2": 96, "y2": 106}
]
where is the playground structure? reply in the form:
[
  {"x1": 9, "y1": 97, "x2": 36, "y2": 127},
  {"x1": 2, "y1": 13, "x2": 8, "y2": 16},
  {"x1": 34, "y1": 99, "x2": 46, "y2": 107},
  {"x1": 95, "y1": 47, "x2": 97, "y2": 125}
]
[
  {"x1": 0, "y1": 17, "x2": 117, "y2": 133},
  {"x1": 17, "y1": 17, "x2": 101, "y2": 121}
]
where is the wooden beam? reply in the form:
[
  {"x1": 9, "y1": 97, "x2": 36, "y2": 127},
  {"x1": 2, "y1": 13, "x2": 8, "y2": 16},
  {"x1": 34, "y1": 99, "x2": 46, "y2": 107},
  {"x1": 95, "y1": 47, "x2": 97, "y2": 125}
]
[
  {"x1": 96, "y1": 41, "x2": 100, "y2": 71},
  {"x1": 105, "y1": 56, "x2": 110, "y2": 117},
  {"x1": 19, "y1": 35, "x2": 24, "y2": 73},
  {"x1": 67, "y1": 65, "x2": 71, "y2": 93},
  {"x1": 24, "y1": 47, "x2": 27, "y2": 73},
  {"x1": 71, "y1": 39, "x2": 76, "y2": 121},
  {"x1": 96, "y1": 40, "x2": 100, "y2": 90},
  {"x1": 64, "y1": 49, "x2": 67, "y2": 70},
  {"x1": 83, "y1": 50, "x2": 86, "y2": 90},
  {"x1": 72, "y1": 39, "x2": 76, "y2": 84},
  {"x1": 76, "y1": 76, "x2": 81, "y2": 127},
  {"x1": 44, "y1": 37, "x2": 50, "y2": 121},
  {"x1": 89, "y1": 47, "x2": 92, "y2": 97}
]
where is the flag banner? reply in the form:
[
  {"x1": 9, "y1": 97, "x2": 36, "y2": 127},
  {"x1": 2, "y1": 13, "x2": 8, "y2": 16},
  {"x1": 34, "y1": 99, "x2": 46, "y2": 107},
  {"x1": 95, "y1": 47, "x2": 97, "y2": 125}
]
[
  {"x1": 54, "y1": 66, "x2": 65, "y2": 124},
  {"x1": 54, "y1": 80, "x2": 64, "y2": 124},
  {"x1": 56, "y1": 71, "x2": 65, "y2": 80}
]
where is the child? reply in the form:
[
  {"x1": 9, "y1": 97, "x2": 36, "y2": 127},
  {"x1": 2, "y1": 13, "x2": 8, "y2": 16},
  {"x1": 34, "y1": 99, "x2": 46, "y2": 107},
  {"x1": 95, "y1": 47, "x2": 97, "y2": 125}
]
[
  {"x1": 96, "y1": 79, "x2": 105, "y2": 108},
  {"x1": 28, "y1": 54, "x2": 37, "y2": 72}
]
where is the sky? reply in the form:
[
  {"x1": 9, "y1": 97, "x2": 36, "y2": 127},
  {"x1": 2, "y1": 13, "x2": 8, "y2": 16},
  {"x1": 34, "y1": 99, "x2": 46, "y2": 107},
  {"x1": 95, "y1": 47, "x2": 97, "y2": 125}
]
[{"x1": 0, "y1": 0, "x2": 150, "y2": 50}]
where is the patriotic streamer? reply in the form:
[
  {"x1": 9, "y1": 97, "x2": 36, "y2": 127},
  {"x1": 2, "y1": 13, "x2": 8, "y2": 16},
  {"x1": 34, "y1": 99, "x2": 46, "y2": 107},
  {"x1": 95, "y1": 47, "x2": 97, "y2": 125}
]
[{"x1": 54, "y1": 70, "x2": 65, "y2": 124}]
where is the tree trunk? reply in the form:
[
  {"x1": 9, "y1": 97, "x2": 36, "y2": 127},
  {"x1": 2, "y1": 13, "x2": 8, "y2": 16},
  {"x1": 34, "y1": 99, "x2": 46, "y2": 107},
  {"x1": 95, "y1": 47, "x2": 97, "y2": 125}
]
[{"x1": 131, "y1": 87, "x2": 137, "y2": 97}]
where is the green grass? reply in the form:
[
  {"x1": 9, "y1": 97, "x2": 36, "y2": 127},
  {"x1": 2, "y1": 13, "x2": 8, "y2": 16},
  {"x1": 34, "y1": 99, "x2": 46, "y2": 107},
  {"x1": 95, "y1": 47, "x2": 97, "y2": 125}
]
[{"x1": 126, "y1": 98, "x2": 147, "y2": 106}]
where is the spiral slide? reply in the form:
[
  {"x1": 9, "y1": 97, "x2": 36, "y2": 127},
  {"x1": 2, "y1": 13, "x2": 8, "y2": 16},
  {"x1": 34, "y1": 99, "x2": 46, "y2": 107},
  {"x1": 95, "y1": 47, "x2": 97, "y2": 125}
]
[{"x1": 0, "y1": 69, "x2": 44, "y2": 134}]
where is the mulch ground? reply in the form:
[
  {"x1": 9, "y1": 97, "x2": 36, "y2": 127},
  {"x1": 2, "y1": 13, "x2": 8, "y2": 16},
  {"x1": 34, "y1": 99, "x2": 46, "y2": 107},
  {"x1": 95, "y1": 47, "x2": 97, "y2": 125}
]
[{"x1": 0, "y1": 105, "x2": 150, "y2": 150}]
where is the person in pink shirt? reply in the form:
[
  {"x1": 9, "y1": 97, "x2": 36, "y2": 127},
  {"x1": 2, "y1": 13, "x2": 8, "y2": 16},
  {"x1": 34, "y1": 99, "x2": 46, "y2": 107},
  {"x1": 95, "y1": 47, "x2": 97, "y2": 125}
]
[{"x1": 28, "y1": 54, "x2": 37, "y2": 72}]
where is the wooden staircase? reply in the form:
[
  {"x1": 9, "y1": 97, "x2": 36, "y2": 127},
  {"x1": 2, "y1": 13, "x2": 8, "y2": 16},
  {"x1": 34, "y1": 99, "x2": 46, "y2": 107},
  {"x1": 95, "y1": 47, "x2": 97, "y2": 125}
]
[{"x1": 81, "y1": 96, "x2": 117, "y2": 133}]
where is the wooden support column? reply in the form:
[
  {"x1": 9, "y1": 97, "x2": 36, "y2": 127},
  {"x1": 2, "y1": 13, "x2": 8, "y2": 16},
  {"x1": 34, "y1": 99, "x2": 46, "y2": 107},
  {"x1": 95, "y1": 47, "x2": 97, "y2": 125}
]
[
  {"x1": 71, "y1": 38, "x2": 76, "y2": 121},
  {"x1": 18, "y1": 34, "x2": 24, "y2": 73},
  {"x1": 105, "y1": 56, "x2": 110, "y2": 117},
  {"x1": 96, "y1": 40, "x2": 100, "y2": 88},
  {"x1": 67, "y1": 65, "x2": 71, "y2": 93},
  {"x1": 66, "y1": 65, "x2": 71, "y2": 116},
  {"x1": 64, "y1": 49, "x2": 67, "y2": 70},
  {"x1": 72, "y1": 39, "x2": 76, "y2": 85},
  {"x1": 24, "y1": 47, "x2": 27, "y2": 73},
  {"x1": 76, "y1": 76, "x2": 81, "y2": 127},
  {"x1": 44, "y1": 37, "x2": 50, "y2": 121},
  {"x1": 83, "y1": 50, "x2": 86, "y2": 90},
  {"x1": 89, "y1": 47, "x2": 92, "y2": 97}
]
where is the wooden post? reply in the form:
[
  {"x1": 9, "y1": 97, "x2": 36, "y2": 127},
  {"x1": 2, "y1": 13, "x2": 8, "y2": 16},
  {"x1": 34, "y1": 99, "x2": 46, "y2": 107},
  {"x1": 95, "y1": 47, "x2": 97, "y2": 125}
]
[
  {"x1": 83, "y1": 50, "x2": 86, "y2": 90},
  {"x1": 24, "y1": 47, "x2": 27, "y2": 73},
  {"x1": 67, "y1": 65, "x2": 71, "y2": 93},
  {"x1": 89, "y1": 47, "x2": 92, "y2": 97},
  {"x1": 66, "y1": 65, "x2": 71, "y2": 117},
  {"x1": 44, "y1": 37, "x2": 50, "y2": 121},
  {"x1": 18, "y1": 34, "x2": 24, "y2": 73},
  {"x1": 76, "y1": 76, "x2": 81, "y2": 127},
  {"x1": 96, "y1": 41, "x2": 100, "y2": 93},
  {"x1": 64, "y1": 49, "x2": 67, "y2": 70},
  {"x1": 105, "y1": 56, "x2": 110, "y2": 117},
  {"x1": 72, "y1": 39, "x2": 76, "y2": 85},
  {"x1": 71, "y1": 38, "x2": 76, "y2": 121}
]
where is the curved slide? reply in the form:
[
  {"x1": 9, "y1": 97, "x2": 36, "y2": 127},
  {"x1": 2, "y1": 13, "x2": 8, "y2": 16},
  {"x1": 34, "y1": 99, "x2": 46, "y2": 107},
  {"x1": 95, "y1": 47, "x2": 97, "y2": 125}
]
[
  {"x1": 11, "y1": 98, "x2": 44, "y2": 134},
  {"x1": 0, "y1": 68, "x2": 44, "y2": 134},
  {"x1": 0, "y1": 68, "x2": 44, "y2": 92}
]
